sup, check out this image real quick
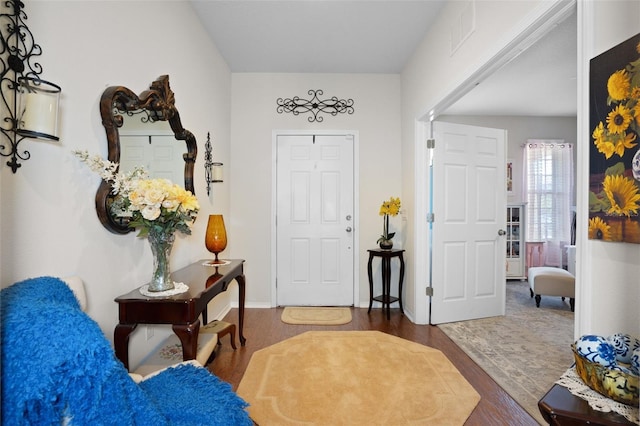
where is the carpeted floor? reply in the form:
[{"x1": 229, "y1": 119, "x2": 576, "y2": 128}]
[
  {"x1": 281, "y1": 307, "x2": 352, "y2": 325},
  {"x1": 237, "y1": 330, "x2": 480, "y2": 425},
  {"x1": 438, "y1": 280, "x2": 574, "y2": 425}
]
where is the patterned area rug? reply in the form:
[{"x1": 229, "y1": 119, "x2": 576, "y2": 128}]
[
  {"x1": 438, "y1": 280, "x2": 574, "y2": 425},
  {"x1": 237, "y1": 331, "x2": 480, "y2": 425},
  {"x1": 281, "y1": 306, "x2": 352, "y2": 325}
]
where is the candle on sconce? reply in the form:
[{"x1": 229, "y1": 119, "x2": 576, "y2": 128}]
[
  {"x1": 212, "y1": 162, "x2": 223, "y2": 182},
  {"x1": 21, "y1": 93, "x2": 57, "y2": 135},
  {"x1": 17, "y1": 78, "x2": 61, "y2": 139}
]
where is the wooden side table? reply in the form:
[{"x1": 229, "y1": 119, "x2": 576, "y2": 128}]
[
  {"x1": 538, "y1": 384, "x2": 635, "y2": 425},
  {"x1": 367, "y1": 248, "x2": 405, "y2": 320},
  {"x1": 114, "y1": 259, "x2": 246, "y2": 370}
]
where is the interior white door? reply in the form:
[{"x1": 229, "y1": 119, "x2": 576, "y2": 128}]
[
  {"x1": 430, "y1": 121, "x2": 507, "y2": 324},
  {"x1": 120, "y1": 132, "x2": 184, "y2": 183},
  {"x1": 276, "y1": 134, "x2": 354, "y2": 306}
]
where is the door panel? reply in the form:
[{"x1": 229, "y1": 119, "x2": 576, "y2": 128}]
[
  {"x1": 431, "y1": 121, "x2": 507, "y2": 324},
  {"x1": 120, "y1": 133, "x2": 184, "y2": 183},
  {"x1": 276, "y1": 134, "x2": 354, "y2": 306}
]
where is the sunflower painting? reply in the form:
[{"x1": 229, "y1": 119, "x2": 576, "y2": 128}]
[{"x1": 589, "y1": 32, "x2": 640, "y2": 244}]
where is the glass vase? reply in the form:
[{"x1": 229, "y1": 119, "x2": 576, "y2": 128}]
[
  {"x1": 148, "y1": 228, "x2": 175, "y2": 292},
  {"x1": 205, "y1": 215, "x2": 227, "y2": 264}
]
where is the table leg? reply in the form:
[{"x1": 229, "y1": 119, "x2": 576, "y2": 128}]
[
  {"x1": 367, "y1": 253, "x2": 374, "y2": 313},
  {"x1": 382, "y1": 258, "x2": 391, "y2": 320},
  {"x1": 173, "y1": 320, "x2": 200, "y2": 361},
  {"x1": 114, "y1": 323, "x2": 137, "y2": 370},
  {"x1": 235, "y1": 274, "x2": 247, "y2": 346},
  {"x1": 398, "y1": 255, "x2": 405, "y2": 315}
]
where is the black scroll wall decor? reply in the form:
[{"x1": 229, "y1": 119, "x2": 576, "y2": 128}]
[{"x1": 276, "y1": 90, "x2": 354, "y2": 122}]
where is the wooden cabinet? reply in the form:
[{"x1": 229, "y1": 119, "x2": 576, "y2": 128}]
[{"x1": 506, "y1": 203, "x2": 526, "y2": 279}]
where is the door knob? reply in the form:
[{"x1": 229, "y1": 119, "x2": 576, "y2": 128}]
[
  {"x1": 498, "y1": 229, "x2": 506, "y2": 236},
  {"x1": 346, "y1": 227, "x2": 352, "y2": 232}
]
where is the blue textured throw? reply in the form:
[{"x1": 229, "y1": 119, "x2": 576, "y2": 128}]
[{"x1": 1, "y1": 277, "x2": 252, "y2": 425}]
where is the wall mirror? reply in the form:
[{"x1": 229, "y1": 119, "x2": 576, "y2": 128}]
[{"x1": 96, "y1": 75, "x2": 197, "y2": 234}]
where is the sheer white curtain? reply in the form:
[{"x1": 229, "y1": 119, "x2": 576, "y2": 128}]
[{"x1": 523, "y1": 140, "x2": 574, "y2": 267}]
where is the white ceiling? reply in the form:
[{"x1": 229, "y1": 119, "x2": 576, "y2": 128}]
[{"x1": 189, "y1": 1, "x2": 577, "y2": 117}]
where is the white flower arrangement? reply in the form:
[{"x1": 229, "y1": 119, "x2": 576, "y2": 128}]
[{"x1": 74, "y1": 150, "x2": 199, "y2": 237}]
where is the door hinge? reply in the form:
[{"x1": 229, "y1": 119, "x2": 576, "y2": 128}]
[
  {"x1": 426, "y1": 212, "x2": 434, "y2": 223},
  {"x1": 426, "y1": 287, "x2": 433, "y2": 297},
  {"x1": 426, "y1": 139, "x2": 435, "y2": 149}
]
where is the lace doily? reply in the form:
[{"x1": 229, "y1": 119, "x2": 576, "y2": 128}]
[
  {"x1": 202, "y1": 259, "x2": 231, "y2": 266},
  {"x1": 556, "y1": 367, "x2": 639, "y2": 424},
  {"x1": 140, "y1": 282, "x2": 189, "y2": 297}
]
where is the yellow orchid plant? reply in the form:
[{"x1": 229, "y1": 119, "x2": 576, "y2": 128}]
[{"x1": 377, "y1": 196, "x2": 401, "y2": 244}]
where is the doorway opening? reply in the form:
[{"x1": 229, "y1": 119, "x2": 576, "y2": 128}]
[{"x1": 414, "y1": 2, "x2": 577, "y2": 325}]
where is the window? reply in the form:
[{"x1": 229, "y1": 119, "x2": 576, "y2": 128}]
[{"x1": 524, "y1": 140, "x2": 574, "y2": 267}]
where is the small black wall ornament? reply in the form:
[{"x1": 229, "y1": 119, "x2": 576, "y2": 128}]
[{"x1": 276, "y1": 90, "x2": 354, "y2": 122}]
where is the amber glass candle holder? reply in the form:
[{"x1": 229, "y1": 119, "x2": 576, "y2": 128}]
[{"x1": 205, "y1": 214, "x2": 227, "y2": 265}]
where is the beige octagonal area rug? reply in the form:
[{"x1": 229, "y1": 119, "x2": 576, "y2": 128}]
[{"x1": 237, "y1": 331, "x2": 480, "y2": 425}]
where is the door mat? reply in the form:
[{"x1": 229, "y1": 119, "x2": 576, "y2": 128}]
[{"x1": 281, "y1": 307, "x2": 352, "y2": 325}]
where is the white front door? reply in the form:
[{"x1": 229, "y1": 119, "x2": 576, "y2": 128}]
[
  {"x1": 430, "y1": 121, "x2": 507, "y2": 324},
  {"x1": 276, "y1": 134, "x2": 355, "y2": 306}
]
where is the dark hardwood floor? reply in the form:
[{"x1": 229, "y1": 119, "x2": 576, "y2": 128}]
[{"x1": 209, "y1": 307, "x2": 539, "y2": 426}]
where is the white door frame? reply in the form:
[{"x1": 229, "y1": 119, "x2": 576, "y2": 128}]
[
  {"x1": 271, "y1": 130, "x2": 360, "y2": 307},
  {"x1": 412, "y1": 0, "x2": 576, "y2": 325}
]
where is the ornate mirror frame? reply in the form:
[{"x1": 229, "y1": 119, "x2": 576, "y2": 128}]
[{"x1": 96, "y1": 75, "x2": 197, "y2": 234}]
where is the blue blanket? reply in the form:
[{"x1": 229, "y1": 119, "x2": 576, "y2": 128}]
[{"x1": 1, "y1": 277, "x2": 252, "y2": 425}]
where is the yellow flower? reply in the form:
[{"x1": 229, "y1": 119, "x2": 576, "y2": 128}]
[
  {"x1": 588, "y1": 217, "x2": 612, "y2": 240},
  {"x1": 614, "y1": 132, "x2": 637, "y2": 157},
  {"x1": 592, "y1": 121, "x2": 605, "y2": 142},
  {"x1": 606, "y1": 104, "x2": 633, "y2": 134},
  {"x1": 607, "y1": 70, "x2": 631, "y2": 101},
  {"x1": 603, "y1": 174, "x2": 640, "y2": 217},
  {"x1": 178, "y1": 191, "x2": 200, "y2": 212},
  {"x1": 379, "y1": 196, "x2": 401, "y2": 216}
]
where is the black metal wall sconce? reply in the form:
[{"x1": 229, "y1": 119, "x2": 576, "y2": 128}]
[
  {"x1": 204, "y1": 132, "x2": 223, "y2": 196},
  {"x1": 1, "y1": 0, "x2": 62, "y2": 173},
  {"x1": 276, "y1": 89, "x2": 354, "y2": 122}
]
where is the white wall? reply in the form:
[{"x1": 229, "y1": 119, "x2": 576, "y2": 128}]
[
  {"x1": 438, "y1": 115, "x2": 577, "y2": 204},
  {"x1": 230, "y1": 74, "x2": 402, "y2": 308},
  {"x1": 0, "y1": 1, "x2": 232, "y2": 368},
  {"x1": 576, "y1": 0, "x2": 640, "y2": 338}
]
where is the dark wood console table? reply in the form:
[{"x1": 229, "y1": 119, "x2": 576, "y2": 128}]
[
  {"x1": 538, "y1": 384, "x2": 635, "y2": 425},
  {"x1": 114, "y1": 259, "x2": 246, "y2": 370},
  {"x1": 367, "y1": 248, "x2": 405, "y2": 320}
]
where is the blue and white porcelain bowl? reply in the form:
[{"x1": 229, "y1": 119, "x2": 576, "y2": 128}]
[
  {"x1": 575, "y1": 335, "x2": 617, "y2": 368},
  {"x1": 632, "y1": 348, "x2": 640, "y2": 375},
  {"x1": 608, "y1": 333, "x2": 639, "y2": 364}
]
